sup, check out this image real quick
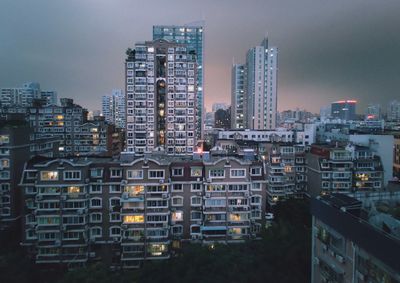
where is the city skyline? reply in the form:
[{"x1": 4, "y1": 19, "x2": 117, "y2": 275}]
[{"x1": 1, "y1": 0, "x2": 400, "y2": 113}]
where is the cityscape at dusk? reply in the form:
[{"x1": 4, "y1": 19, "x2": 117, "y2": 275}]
[
  {"x1": 1, "y1": 0, "x2": 400, "y2": 112},
  {"x1": 1, "y1": 1, "x2": 400, "y2": 283}
]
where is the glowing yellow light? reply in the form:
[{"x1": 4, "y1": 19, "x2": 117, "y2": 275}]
[{"x1": 123, "y1": 215, "x2": 144, "y2": 223}]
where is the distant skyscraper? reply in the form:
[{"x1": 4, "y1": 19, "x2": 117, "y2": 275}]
[
  {"x1": 365, "y1": 103, "x2": 381, "y2": 120},
  {"x1": 102, "y1": 89, "x2": 125, "y2": 129},
  {"x1": 231, "y1": 64, "x2": 246, "y2": 129},
  {"x1": 211, "y1": 103, "x2": 229, "y2": 112},
  {"x1": 331, "y1": 100, "x2": 357, "y2": 120},
  {"x1": 319, "y1": 105, "x2": 331, "y2": 120},
  {"x1": 153, "y1": 22, "x2": 204, "y2": 139},
  {"x1": 387, "y1": 100, "x2": 400, "y2": 122},
  {"x1": 125, "y1": 39, "x2": 197, "y2": 155},
  {"x1": 0, "y1": 82, "x2": 57, "y2": 107},
  {"x1": 245, "y1": 38, "x2": 278, "y2": 129}
]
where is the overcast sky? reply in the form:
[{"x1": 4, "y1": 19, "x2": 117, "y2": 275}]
[{"x1": 1, "y1": 0, "x2": 399, "y2": 113}]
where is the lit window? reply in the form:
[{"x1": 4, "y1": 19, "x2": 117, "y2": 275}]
[
  {"x1": 67, "y1": 186, "x2": 80, "y2": 194},
  {"x1": 41, "y1": 171, "x2": 58, "y2": 181},
  {"x1": 190, "y1": 167, "x2": 202, "y2": 177},
  {"x1": 123, "y1": 215, "x2": 144, "y2": 223},
  {"x1": 171, "y1": 211, "x2": 183, "y2": 222},
  {"x1": 124, "y1": 185, "x2": 144, "y2": 197}
]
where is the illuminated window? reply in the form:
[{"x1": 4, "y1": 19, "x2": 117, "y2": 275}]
[
  {"x1": 56, "y1": 115, "x2": 64, "y2": 120},
  {"x1": 1, "y1": 159, "x2": 9, "y2": 168},
  {"x1": 123, "y1": 215, "x2": 144, "y2": 223},
  {"x1": 190, "y1": 167, "x2": 202, "y2": 177},
  {"x1": 67, "y1": 186, "x2": 80, "y2": 194},
  {"x1": 171, "y1": 211, "x2": 183, "y2": 222},
  {"x1": 148, "y1": 244, "x2": 167, "y2": 256},
  {"x1": 125, "y1": 185, "x2": 144, "y2": 197},
  {"x1": 41, "y1": 171, "x2": 58, "y2": 181},
  {"x1": 0, "y1": 135, "x2": 10, "y2": 144}
]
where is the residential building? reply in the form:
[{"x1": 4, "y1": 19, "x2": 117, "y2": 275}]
[
  {"x1": 365, "y1": 103, "x2": 381, "y2": 120},
  {"x1": 0, "y1": 99, "x2": 121, "y2": 157},
  {"x1": 264, "y1": 143, "x2": 307, "y2": 205},
  {"x1": 311, "y1": 193, "x2": 400, "y2": 283},
  {"x1": 0, "y1": 119, "x2": 59, "y2": 240},
  {"x1": 218, "y1": 129, "x2": 295, "y2": 143},
  {"x1": 231, "y1": 64, "x2": 246, "y2": 129},
  {"x1": 245, "y1": 38, "x2": 278, "y2": 130},
  {"x1": 102, "y1": 89, "x2": 126, "y2": 129},
  {"x1": 331, "y1": 100, "x2": 357, "y2": 121},
  {"x1": 125, "y1": 39, "x2": 197, "y2": 155},
  {"x1": 19, "y1": 152, "x2": 268, "y2": 268},
  {"x1": 153, "y1": 23, "x2": 204, "y2": 139},
  {"x1": 387, "y1": 100, "x2": 400, "y2": 122},
  {"x1": 1, "y1": 82, "x2": 57, "y2": 107},
  {"x1": 306, "y1": 143, "x2": 384, "y2": 197}
]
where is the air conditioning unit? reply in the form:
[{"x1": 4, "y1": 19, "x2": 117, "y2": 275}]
[
  {"x1": 313, "y1": 257, "x2": 320, "y2": 265},
  {"x1": 89, "y1": 252, "x2": 96, "y2": 258},
  {"x1": 159, "y1": 179, "x2": 165, "y2": 184},
  {"x1": 205, "y1": 193, "x2": 211, "y2": 198},
  {"x1": 197, "y1": 192, "x2": 202, "y2": 196},
  {"x1": 162, "y1": 193, "x2": 168, "y2": 199},
  {"x1": 85, "y1": 178, "x2": 90, "y2": 183}
]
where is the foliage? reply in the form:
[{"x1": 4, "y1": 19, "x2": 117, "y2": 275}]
[{"x1": 0, "y1": 199, "x2": 311, "y2": 283}]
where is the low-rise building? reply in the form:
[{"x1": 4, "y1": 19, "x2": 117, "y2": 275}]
[{"x1": 306, "y1": 143, "x2": 384, "y2": 197}]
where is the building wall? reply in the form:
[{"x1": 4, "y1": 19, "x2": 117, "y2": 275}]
[
  {"x1": 153, "y1": 24, "x2": 204, "y2": 139},
  {"x1": 20, "y1": 155, "x2": 268, "y2": 268}
]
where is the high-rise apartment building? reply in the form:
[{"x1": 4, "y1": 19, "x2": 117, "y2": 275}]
[
  {"x1": 0, "y1": 82, "x2": 57, "y2": 107},
  {"x1": 153, "y1": 23, "x2": 204, "y2": 139},
  {"x1": 331, "y1": 100, "x2": 357, "y2": 120},
  {"x1": 387, "y1": 100, "x2": 400, "y2": 122},
  {"x1": 231, "y1": 64, "x2": 246, "y2": 129},
  {"x1": 125, "y1": 39, "x2": 197, "y2": 155},
  {"x1": 102, "y1": 89, "x2": 126, "y2": 129},
  {"x1": 365, "y1": 103, "x2": 381, "y2": 120},
  {"x1": 246, "y1": 38, "x2": 278, "y2": 130}
]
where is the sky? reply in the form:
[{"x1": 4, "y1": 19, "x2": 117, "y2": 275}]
[{"x1": 1, "y1": 0, "x2": 399, "y2": 113}]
